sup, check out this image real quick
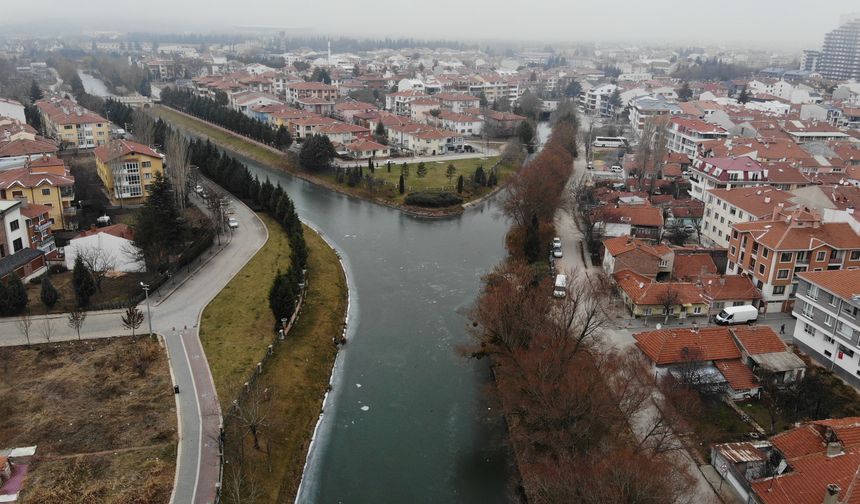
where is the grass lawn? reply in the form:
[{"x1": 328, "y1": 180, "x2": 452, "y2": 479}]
[
  {"x1": 685, "y1": 394, "x2": 754, "y2": 459},
  {"x1": 200, "y1": 216, "x2": 347, "y2": 503},
  {"x1": 0, "y1": 337, "x2": 176, "y2": 502},
  {"x1": 200, "y1": 213, "x2": 292, "y2": 401},
  {"x1": 153, "y1": 105, "x2": 518, "y2": 208},
  {"x1": 738, "y1": 400, "x2": 792, "y2": 435},
  {"x1": 25, "y1": 270, "x2": 153, "y2": 315}
]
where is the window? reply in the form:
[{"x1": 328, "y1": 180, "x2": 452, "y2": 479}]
[
  {"x1": 728, "y1": 261, "x2": 735, "y2": 270},
  {"x1": 852, "y1": 251, "x2": 860, "y2": 261},
  {"x1": 762, "y1": 248, "x2": 769, "y2": 258},
  {"x1": 802, "y1": 302, "x2": 814, "y2": 318},
  {"x1": 732, "y1": 230, "x2": 739, "y2": 239},
  {"x1": 659, "y1": 259, "x2": 669, "y2": 267},
  {"x1": 777, "y1": 269, "x2": 790, "y2": 279},
  {"x1": 824, "y1": 314, "x2": 833, "y2": 327},
  {"x1": 825, "y1": 336, "x2": 836, "y2": 344},
  {"x1": 733, "y1": 301, "x2": 745, "y2": 306},
  {"x1": 9, "y1": 219, "x2": 19, "y2": 231},
  {"x1": 808, "y1": 285, "x2": 819, "y2": 299},
  {"x1": 144, "y1": 173, "x2": 152, "y2": 180},
  {"x1": 774, "y1": 285, "x2": 786, "y2": 295},
  {"x1": 759, "y1": 264, "x2": 765, "y2": 275},
  {"x1": 842, "y1": 304, "x2": 858, "y2": 318},
  {"x1": 142, "y1": 161, "x2": 151, "y2": 168},
  {"x1": 64, "y1": 125, "x2": 73, "y2": 130},
  {"x1": 644, "y1": 308, "x2": 652, "y2": 316},
  {"x1": 731, "y1": 246, "x2": 736, "y2": 256},
  {"x1": 829, "y1": 293, "x2": 837, "y2": 306},
  {"x1": 804, "y1": 323, "x2": 815, "y2": 336},
  {"x1": 817, "y1": 251, "x2": 826, "y2": 262},
  {"x1": 693, "y1": 306, "x2": 702, "y2": 314},
  {"x1": 780, "y1": 252, "x2": 792, "y2": 262},
  {"x1": 12, "y1": 238, "x2": 23, "y2": 252}
]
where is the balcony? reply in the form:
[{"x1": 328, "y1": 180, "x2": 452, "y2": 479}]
[
  {"x1": 34, "y1": 220, "x2": 53, "y2": 233},
  {"x1": 63, "y1": 206, "x2": 77, "y2": 216}
]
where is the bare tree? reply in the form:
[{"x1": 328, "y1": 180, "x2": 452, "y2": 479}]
[
  {"x1": 132, "y1": 109, "x2": 156, "y2": 147},
  {"x1": 231, "y1": 386, "x2": 269, "y2": 451},
  {"x1": 165, "y1": 129, "x2": 191, "y2": 211},
  {"x1": 224, "y1": 462, "x2": 261, "y2": 504},
  {"x1": 39, "y1": 317, "x2": 55, "y2": 343},
  {"x1": 121, "y1": 305, "x2": 145, "y2": 339},
  {"x1": 15, "y1": 310, "x2": 33, "y2": 345},
  {"x1": 67, "y1": 309, "x2": 87, "y2": 340},
  {"x1": 658, "y1": 286, "x2": 681, "y2": 324},
  {"x1": 75, "y1": 246, "x2": 117, "y2": 292}
]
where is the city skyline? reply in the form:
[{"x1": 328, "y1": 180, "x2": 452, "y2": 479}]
[{"x1": 2, "y1": 1, "x2": 859, "y2": 51}]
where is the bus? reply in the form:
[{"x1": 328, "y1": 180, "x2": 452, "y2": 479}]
[{"x1": 593, "y1": 136, "x2": 629, "y2": 148}]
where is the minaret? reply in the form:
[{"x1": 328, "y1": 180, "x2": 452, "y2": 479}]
[{"x1": 327, "y1": 41, "x2": 332, "y2": 65}]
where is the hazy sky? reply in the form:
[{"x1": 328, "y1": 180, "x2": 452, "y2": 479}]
[{"x1": 3, "y1": 0, "x2": 859, "y2": 51}]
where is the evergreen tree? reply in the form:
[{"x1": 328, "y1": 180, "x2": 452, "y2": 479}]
[
  {"x1": 133, "y1": 174, "x2": 184, "y2": 270},
  {"x1": 517, "y1": 121, "x2": 536, "y2": 153},
  {"x1": 473, "y1": 166, "x2": 486, "y2": 186},
  {"x1": 40, "y1": 275, "x2": 59, "y2": 309},
  {"x1": 138, "y1": 76, "x2": 151, "y2": 97},
  {"x1": 677, "y1": 81, "x2": 693, "y2": 102},
  {"x1": 299, "y1": 134, "x2": 336, "y2": 172},
  {"x1": 72, "y1": 257, "x2": 96, "y2": 307},
  {"x1": 737, "y1": 85, "x2": 751, "y2": 104},
  {"x1": 446, "y1": 164, "x2": 456, "y2": 185},
  {"x1": 310, "y1": 67, "x2": 332, "y2": 84},
  {"x1": 30, "y1": 80, "x2": 43, "y2": 103},
  {"x1": 487, "y1": 172, "x2": 498, "y2": 187},
  {"x1": 3, "y1": 274, "x2": 27, "y2": 315},
  {"x1": 0, "y1": 281, "x2": 9, "y2": 316},
  {"x1": 416, "y1": 162, "x2": 427, "y2": 178},
  {"x1": 398, "y1": 174, "x2": 405, "y2": 194},
  {"x1": 457, "y1": 174, "x2": 464, "y2": 194}
]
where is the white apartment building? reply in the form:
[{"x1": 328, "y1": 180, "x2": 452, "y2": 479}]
[
  {"x1": 700, "y1": 186, "x2": 794, "y2": 248},
  {"x1": 582, "y1": 84, "x2": 617, "y2": 117},
  {"x1": 666, "y1": 116, "x2": 728, "y2": 158}
]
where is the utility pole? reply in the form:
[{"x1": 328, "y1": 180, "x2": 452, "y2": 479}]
[{"x1": 141, "y1": 282, "x2": 152, "y2": 336}]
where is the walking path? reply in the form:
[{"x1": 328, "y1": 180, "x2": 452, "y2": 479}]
[{"x1": 0, "y1": 189, "x2": 268, "y2": 504}]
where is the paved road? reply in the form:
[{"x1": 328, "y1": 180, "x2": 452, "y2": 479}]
[{"x1": 0, "y1": 189, "x2": 268, "y2": 504}]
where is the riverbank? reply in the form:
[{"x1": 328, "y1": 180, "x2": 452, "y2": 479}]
[
  {"x1": 199, "y1": 214, "x2": 347, "y2": 503},
  {"x1": 152, "y1": 105, "x2": 515, "y2": 218}
]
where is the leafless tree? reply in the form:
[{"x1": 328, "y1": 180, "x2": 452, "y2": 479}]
[
  {"x1": 132, "y1": 109, "x2": 156, "y2": 147},
  {"x1": 224, "y1": 462, "x2": 261, "y2": 504},
  {"x1": 658, "y1": 286, "x2": 681, "y2": 324},
  {"x1": 75, "y1": 246, "x2": 117, "y2": 292},
  {"x1": 121, "y1": 305, "x2": 145, "y2": 339},
  {"x1": 231, "y1": 386, "x2": 269, "y2": 451},
  {"x1": 15, "y1": 310, "x2": 33, "y2": 345},
  {"x1": 39, "y1": 317, "x2": 55, "y2": 343},
  {"x1": 165, "y1": 129, "x2": 191, "y2": 211},
  {"x1": 67, "y1": 310, "x2": 87, "y2": 340}
]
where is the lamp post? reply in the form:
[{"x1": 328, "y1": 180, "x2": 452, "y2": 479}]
[{"x1": 141, "y1": 282, "x2": 153, "y2": 336}]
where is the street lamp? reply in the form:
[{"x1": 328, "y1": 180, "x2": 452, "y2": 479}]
[{"x1": 141, "y1": 282, "x2": 153, "y2": 336}]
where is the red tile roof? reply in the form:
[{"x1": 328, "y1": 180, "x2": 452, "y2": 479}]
[
  {"x1": 798, "y1": 270, "x2": 860, "y2": 300},
  {"x1": 595, "y1": 206, "x2": 664, "y2": 227},
  {"x1": 35, "y1": 98, "x2": 106, "y2": 125},
  {"x1": 715, "y1": 359, "x2": 759, "y2": 391},
  {"x1": 732, "y1": 213, "x2": 860, "y2": 251},
  {"x1": 672, "y1": 254, "x2": 717, "y2": 280},
  {"x1": 701, "y1": 275, "x2": 762, "y2": 302},
  {"x1": 93, "y1": 140, "x2": 161, "y2": 163},
  {"x1": 633, "y1": 326, "x2": 742, "y2": 365},
  {"x1": 706, "y1": 186, "x2": 794, "y2": 218},
  {"x1": 77, "y1": 223, "x2": 134, "y2": 240},
  {"x1": 731, "y1": 325, "x2": 787, "y2": 355},
  {"x1": 614, "y1": 270, "x2": 708, "y2": 307}
]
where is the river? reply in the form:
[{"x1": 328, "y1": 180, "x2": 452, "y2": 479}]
[
  {"x1": 77, "y1": 70, "x2": 114, "y2": 98},
  {"x1": 229, "y1": 151, "x2": 516, "y2": 503}
]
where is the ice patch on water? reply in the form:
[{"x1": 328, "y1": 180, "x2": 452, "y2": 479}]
[
  {"x1": 361, "y1": 405, "x2": 370, "y2": 411},
  {"x1": 356, "y1": 383, "x2": 362, "y2": 388}
]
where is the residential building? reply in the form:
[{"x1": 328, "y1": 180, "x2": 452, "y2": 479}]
[
  {"x1": 689, "y1": 157, "x2": 768, "y2": 201},
  {"x1": 583, "y1": 83, "x2": 617, "y2": 117},
  {"x1": 792, "y1": 269, "x2": 860, "y2": 387},
  {"x1": 593, "y1": 206, "x2": 664, "y2": 241},
  {"x1": 64, "y1": 224, "x2": 144, "y2": 273},
  {"x1": 818, "y1": 17, "x2": 860, "y2": 81},
  {"x1": 0, "y1": 247, "x2": 46, "y2": 282},
  {"x1": 20, "y1": 203, "x2": 55, "y2": 254},
  {"x1": 0, "y1": 117, "x2": 58, "y2": 166},
  {"x1": 601, "y1": 235, "x2": 673, "y2": 279},
  {"x1": 701, "y1": 186, "x2": 794, "y2": 247},
  {"x1": 0, "y1": 157, "x2": 76, "y2": 230},
  {"x1": 94, "y1": 140, "x2": 165, "y2": 206},
  {"x1": 35, "y1": 97, "x2": 109, "y2": 149},
  {"x1": 385, "y1": 89, "x2": 431, "y2": 116},
  {"x1": 713, "y1": 417, "x2": 860, "y2": 504},
  {"x1": 800, "y1": 49, "x2": 821, "y2": 72},
  {"x1": 285, "y1": 82, "x2": 337, "y2": 106},
  {"x1": 700, "y1": 274, "x2": 763, "y2": 315},
  {"x1": 613, "y1": 269, "x2": 710, "y2": 319},
  {"x1": 665, "y1": 117, "x2": 728, "y2": 158},
  {"x1": 0, "y1": 98, "x2": 25, "y2": 123},
  {"x1": 344, "y1": 140, "x2": 390, "y2": 159},
  {"x1": 628, "y1": 96, "x2": 682, "y2": 137},
  {"x1": 433, "y1": 92, "x2": 481, "y2": 114},
  {"x1": 727, "y1": 207, "x2": 860, "y2": 313},
  {"x1": 0, "y1": 200, "x2": 28, "y2": 257},
  {"x1": 435, "y1": 111, "x2": 483, "y2": 136}
]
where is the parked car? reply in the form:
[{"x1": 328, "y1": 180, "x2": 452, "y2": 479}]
[
  {"x1": 228, "y1": 217, "x2": 239, "y2": 229},
  {"x1": 714, "y1": 305, "x2": 759, "y2": 326},
  {"x1": 552, "y1": 237, "x2": 562, "y2": 248},
  {"x1": 587, "y1": 161, "x2": 594, "y2": 170},
  {"x1": 553, "y1": 274, "x2": 567, "y2": 298},
  {"x1": 553, "y1": 248, "x2": 563, "y2": 258},
  {"x1": 610, "y1": 165, "x2": 623, "y2": 173}
]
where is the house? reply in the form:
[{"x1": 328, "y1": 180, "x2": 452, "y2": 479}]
[
  {"x1": 613, "y1": 269, "x2": 710, "y2": 319},
  {"x1": 231, "y1": 91, "x2": 282, "y2": 116},
  {"x1": 296, "y1": 96, "x2": 335, "y2": 116},
  {"x1": 19, "y1": 202, "x2": 55, "y2": 254},
  {"x1": 316, "y1": 122, "x2": 370, "y2": 145},
  {"x1": 793, "y1": 269, "x2": 860, "y2": 387},
  {"x1": 435, "y1": 111, "x2": 483, "y2": 136},
  {"x1": 781, "y1": 119, "x2": 850, "y2": 143},
  {"x1": 285, "y1": 82, "x2": 337, "y2": 106},
  {"x1": 344, "y1": 140, "x2": 390, "y2": 160},
  {"x1": 728, "y1": 206, "x2": 860, "y2": 313},
  {"x1": 700, "y1": 186, "x2": 794, "y2": 247},
  {"x1": 385, "y1": 89, "x2": 431, "y2": 115},
  {"x1": 64, "y1": 224, "x2": 144, "y2": 273},
  {"x1": 602, "y1": 235, "x2": 673, "y2": 279},
  {"x1": 0, "y1": 200, "x2": 28, "y2": 258},
  {"x1": 433, "y1": 92, "x2": 481, "y2": 113},
  {"x1": 94, "y1": 140, "x2": 165, "y2": 206},
  {"x1": 35, "y1": 97, "x2": 110, "y2": 149},
  {"x1": 593, "y1": 206, "x2": 664, "y2": 241},
  {"x1": 700, "y1": 274, "x2": 763, "y2": 315},
  {"x1": 0, "y1": 117, "x2": 58, "y2": 166},
  {"x1": 665, "y1": 117, "x2": 728, "y2": 158},
  {"x1": 689, "y1": 157, "x2": 768, "y2": 201},
  {"x1": 671, "y1": 252, "x2": 718, "y2": 282},
  {"x1": 333, "y1": 101, "x2": 378, "y2": 123},
  {"x1": 0, "y1": 157, "x2": 76, "y2": 230},
  {"x1": 713, "y1": 417, "x2": 860, "y2": 504},
  {"x1": 0, "y1": 247, "x2": 46, "y2": 282}
]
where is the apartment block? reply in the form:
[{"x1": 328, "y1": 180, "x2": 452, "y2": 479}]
[
  {"x1": 701, "y1": 186, "x2": 794, "y2": 247},
  {"x1": 35, "y1": 97, "x2": 109, "y2": 149},
  {"x1": 94, "y1": 140, "x2": 165, "y2": 206},
  {"x1": 689, "y1": 156, "x2": 768, "y2": 201},
  {"x1": 0, "y1": 157, "x2": 76, "y2": 230},
  {"x1": 665, "y1": 117, "x2": 728, "y2": 159}
]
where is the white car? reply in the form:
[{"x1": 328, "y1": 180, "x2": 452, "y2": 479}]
[
  {"x1": 227, "y1": 218, "x2": 239, "y2": 229},
  {"x1": 553, "y1": 248, "x2": 563, "y2": 258},
  {"x1": 195, "y1": 185, "x2": 204, "y2": 194},
  {"x1": 552, "y1": 237, "x2": 562, "y2": 248},
  {"x1": 610, "y1": 165, "x2": 623, "y2": 173}
]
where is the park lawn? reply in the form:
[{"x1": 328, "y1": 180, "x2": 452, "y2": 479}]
[
  {"x1": 229, "y1": 225, "x2": 347, "y2": 503},
  {"x1": 200, "y1": 213, "x2": 291, "y2": 401},
  {"x1": 0, "y1": 337, "x2": 176, "y2": 503},
  {"x1": 25, "y1": 270, "x2": 153, "y2": 315},
  {"x1": 199, "y1": 214, "x2": 347, "y2": 503}
]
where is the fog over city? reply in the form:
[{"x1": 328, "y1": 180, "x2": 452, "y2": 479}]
[{"x1": 3, "y1": 0, "x2": 859, "y2": 49}]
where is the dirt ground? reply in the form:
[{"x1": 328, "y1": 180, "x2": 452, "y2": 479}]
[
  {"x1": 24, "y1": 270, "x2": 152, "y2": 314},
  {"x1": 0, "y1": 337, "x2": 177, "y2": 503}
]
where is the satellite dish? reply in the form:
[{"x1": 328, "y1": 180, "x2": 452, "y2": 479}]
[{"x1": 656, "y1": 323, "x2": 662, "y2": 330}]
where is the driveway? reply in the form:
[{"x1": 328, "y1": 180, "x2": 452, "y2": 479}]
[{"x1": 0, "y1": 188, "x2": 268, "y2": 504}]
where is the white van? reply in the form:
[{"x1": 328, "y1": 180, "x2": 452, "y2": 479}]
[
  {"x1": 714, "y1": 305, "x2": 759, "y2": 326},
  {"x1": 553, "y1": 274, "x2": 567, "y2": 298}
]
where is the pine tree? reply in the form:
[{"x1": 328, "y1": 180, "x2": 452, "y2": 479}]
[
  {"x1": 30, "y1": 80, "x2": 43, "y2": 103},
  {"x1": 72, "y1": 257, "x2": 96, "y2": 307},
  {"x1": 416, "y1": 162, "x2": 427, "y2": 178},
  {"x1": 398, "y1": 174, "x2": 405, "y2": 194},
  {"x1": 40, "y1": 275, "x2": 59, "y2": 309},
  {"x1": 0, "y1": 281, "x2": 9, "y2": 316},
  {"x1": 4, "y1": 273, "x2": 28, "y2": 315},
  {"x1": 457, "y1": 174, "x2": 464, "y2": 194}
]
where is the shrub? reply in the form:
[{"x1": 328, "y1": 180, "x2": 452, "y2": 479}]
[{"x1": 404, "y1": 191, "x2": 464, "y2": 208}]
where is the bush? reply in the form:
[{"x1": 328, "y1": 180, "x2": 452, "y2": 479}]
[
  {"x1": 49, "y1": 264, "x2": 68, "y2": 274},
  {"x1": 404, "y1": 191, "x2": 464, "y2": 208}
]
